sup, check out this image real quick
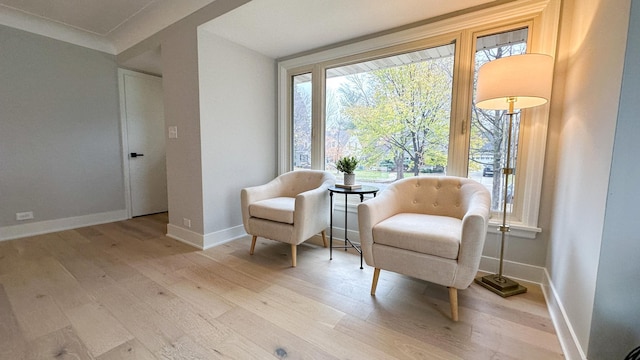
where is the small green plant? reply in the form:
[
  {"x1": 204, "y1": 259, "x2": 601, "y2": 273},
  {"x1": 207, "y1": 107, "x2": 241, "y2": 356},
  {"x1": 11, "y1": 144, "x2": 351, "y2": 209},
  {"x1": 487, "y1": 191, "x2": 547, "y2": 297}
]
[{"x1": 336, "y1": 156, "x2": 359, "y2": 174}]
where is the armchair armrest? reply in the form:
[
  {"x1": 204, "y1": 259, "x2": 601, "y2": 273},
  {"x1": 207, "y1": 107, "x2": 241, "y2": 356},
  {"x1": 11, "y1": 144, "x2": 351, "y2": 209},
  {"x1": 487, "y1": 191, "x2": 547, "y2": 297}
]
[
  {"x1": 454, "y1": 191, "x2": 491, "y2": 288},
  {"x1": 357, "y1": 188, "x2": 402, "y2": 264},
  {"x1": 293, "y1": 179, "x2": 334, "y2": 240},
  {"x1": 241, "y1": 177, "x2": 286, "y2": 229}
]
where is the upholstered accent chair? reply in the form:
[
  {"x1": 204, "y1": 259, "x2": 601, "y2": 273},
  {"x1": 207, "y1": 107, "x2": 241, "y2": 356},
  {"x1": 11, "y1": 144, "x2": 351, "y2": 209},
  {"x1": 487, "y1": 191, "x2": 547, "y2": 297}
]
[
  {"x1": 241, "y1": 170, "x2": 336, "y2": 267},
  {"x1": 358, "y1": 176, "x2": 491, "y2": 321}
]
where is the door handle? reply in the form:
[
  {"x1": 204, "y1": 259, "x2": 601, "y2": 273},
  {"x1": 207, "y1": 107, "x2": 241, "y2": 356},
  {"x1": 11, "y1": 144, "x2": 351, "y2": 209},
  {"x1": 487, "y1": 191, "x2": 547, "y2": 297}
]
[{"x1": 130, "y1": 152, "x2": 144, "y2": 158}]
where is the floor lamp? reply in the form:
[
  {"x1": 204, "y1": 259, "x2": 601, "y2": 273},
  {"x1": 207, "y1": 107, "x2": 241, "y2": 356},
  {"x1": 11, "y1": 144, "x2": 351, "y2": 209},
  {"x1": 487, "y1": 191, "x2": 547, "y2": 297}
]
[{"x1": 473, "y1": 53, "x2": 553, "y2": 297}]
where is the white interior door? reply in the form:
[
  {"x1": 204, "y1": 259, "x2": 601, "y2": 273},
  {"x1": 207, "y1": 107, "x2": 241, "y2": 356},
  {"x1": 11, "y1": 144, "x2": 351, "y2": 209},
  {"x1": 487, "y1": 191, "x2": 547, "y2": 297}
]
[{"x1": 120, "y1": 69, "x2": 167, "y2": 217}]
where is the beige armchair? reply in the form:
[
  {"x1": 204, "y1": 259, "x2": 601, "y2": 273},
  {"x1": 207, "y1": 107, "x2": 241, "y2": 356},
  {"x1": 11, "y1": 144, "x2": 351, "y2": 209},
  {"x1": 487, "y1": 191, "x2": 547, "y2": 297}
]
[
  {"x1": 358, "y1": 176, "x2": 490, "y2": 321},
  {"x1": 241, "y1": 170, "x2": 336, "y2": 267}
]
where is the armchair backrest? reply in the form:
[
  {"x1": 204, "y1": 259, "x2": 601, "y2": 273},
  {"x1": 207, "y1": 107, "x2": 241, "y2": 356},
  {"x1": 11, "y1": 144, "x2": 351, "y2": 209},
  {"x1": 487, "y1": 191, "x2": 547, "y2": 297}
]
[
  {"x1": 276, "y1": 170, "x2": 335, "y2": 197},
  {"x1": 384, "y1": 176, "x2": 488, "y2": 219}
]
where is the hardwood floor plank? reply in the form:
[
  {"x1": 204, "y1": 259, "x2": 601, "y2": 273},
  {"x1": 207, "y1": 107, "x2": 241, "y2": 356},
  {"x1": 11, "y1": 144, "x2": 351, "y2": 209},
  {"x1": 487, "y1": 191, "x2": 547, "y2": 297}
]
[
  {"x1": 260, "y1": 284, "x2": 346, "y2": 328},
  {"x1": 152, "y1": 298, "x2": 275, "y2": 359},
  {"x1": 335, "y1": 314, "x2": 460, "y2": 360},
  {"x1": 155, "y1": 335, "x2": 223, "y2": 360},
  {"x1": 0, "y1": 241, "x2": 21, "y2": 276},
  {"x1": 73, "y1": 242, "x2": 140, "y2": 282},
  {"x1": 470, "y1": 325, "x2": 564, "y2": 360},
  {"x1": 37, "y1": 258, "x2": 94, "y2": 311},
  {"x1": 64, "y1": 302, "x2": 134, "y2": 357},
  {"x1": 365, "y1": 300, "x2": 519, "y2": 360},
  {"x1": 24, "y1": 326, "x2": 93, "y2": 360},
  {"x1": 52, "y1": 248, "x2": 119, "y2": 293},
  {"x1": 128, "y1": 259, "x2": 188, "y2": 288},
  {"x1": 165, "y1": 278, "x2": 235, "y2": 319},
  {"x1": 463, "y1": 299, "x2": 564, "y2": 354},
  {"x1": 0, "y1": 283, "x2": 27, "y2": 359},
  {"x1": 220, "y1": 287, "x2": 397, "y2": 359},
  {"x1": 90, "y1": 283, "x2": 184, "y2": 354},
  {"x1": 96, "y1": 339, "x2": 157, "y2": 360},
  {"x1": 217, "y1": 306, "x2": 339, "y2": 360},
  {"x1": 182, "y1": 252, "x2": 270, "y2": 293},
  {"x1": 2, "y1": 266, "x2": 71, "y2": 341},
  {"x1": 118, "y1": 273, "x2": 179, "y2": 309}
]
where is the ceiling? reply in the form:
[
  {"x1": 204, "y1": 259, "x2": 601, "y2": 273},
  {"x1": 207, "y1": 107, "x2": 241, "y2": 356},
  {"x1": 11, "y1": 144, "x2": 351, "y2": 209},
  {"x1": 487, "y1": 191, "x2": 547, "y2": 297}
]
[
  {"x1": 0, "y1": 0, "x2": 498, "y2": 73},
  {"x1": 0, "y1": 0, "x2": 217, "y2": 53},
  {"x1": 201, "y1": 0, "x2": 496, "y2": 59}
]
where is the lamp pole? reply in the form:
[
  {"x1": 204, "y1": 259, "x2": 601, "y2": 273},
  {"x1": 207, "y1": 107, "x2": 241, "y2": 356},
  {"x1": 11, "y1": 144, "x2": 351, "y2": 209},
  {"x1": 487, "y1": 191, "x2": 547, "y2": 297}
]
[{"x1": 475, "y1": 97, "x2": 527, "y2": 297}]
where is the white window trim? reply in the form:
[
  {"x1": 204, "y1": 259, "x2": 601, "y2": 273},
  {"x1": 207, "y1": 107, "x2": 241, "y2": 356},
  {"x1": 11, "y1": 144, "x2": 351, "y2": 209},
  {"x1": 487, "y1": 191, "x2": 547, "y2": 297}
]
[{"x1": 277, "y1": 0, "x2": 560, "y2": 237}]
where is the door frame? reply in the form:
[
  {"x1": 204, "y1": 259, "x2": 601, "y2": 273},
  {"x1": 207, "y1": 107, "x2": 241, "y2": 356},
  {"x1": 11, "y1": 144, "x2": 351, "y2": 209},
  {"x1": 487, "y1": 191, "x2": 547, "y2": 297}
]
[{"x1": 118, "y1": 68, "x2": 165, "y2": 219}]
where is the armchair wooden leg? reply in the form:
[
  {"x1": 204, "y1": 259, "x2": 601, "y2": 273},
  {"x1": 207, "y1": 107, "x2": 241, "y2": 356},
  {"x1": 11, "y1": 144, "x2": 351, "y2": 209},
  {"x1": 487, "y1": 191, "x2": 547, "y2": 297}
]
[
  {"x1": 371, "y1": 268, "x2": 381, "y2": 295},
  {"x1": 449, "y1": 287, "x2": 459, "y2": 322},
  {"x1": 291, "y1": 244, "x2": 297, "y2": 267},
  {"x1": 321, "y1": 230, "x2": 328, "y2": 248},
  {"x1": 250, "y1": 236, "x2": 257, "y2": 255}
]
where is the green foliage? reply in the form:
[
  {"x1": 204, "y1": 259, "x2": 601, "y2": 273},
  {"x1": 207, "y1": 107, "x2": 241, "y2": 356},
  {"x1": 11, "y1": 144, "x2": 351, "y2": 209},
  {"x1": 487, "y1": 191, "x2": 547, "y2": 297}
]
[
  {"x1": 336, "y1": 156, "x2": 359, "y2": 174},
  {"x1": 340, "y1": 58, "x2": 453, "y2": 176}
]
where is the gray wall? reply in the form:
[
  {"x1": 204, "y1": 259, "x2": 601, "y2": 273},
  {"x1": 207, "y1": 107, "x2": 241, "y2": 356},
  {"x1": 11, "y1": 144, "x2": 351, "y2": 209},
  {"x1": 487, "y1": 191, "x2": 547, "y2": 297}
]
[
  {"x1": 0, "y1": 25, "x2": 123, "y2": 227},
  {"x1": 589, "y1": 0, "x2": 640, "y2": 358},
  {"x1": 153, "y1": 0, "x2": 258, "y2": 246},
  {"x1": 198, "y1": 29, "x2": 277, "y2": 237},
  {"x1": 161, "y1": 25, "x2": 206, "y2": 235},
  {"x1": 542, "y1": 0, "x2": 632, "y2": 356}
]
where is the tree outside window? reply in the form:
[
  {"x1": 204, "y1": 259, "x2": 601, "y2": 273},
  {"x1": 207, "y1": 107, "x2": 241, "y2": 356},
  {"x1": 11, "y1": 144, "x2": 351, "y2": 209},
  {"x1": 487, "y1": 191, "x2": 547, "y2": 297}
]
[
  {"x1": 469, "y1": 28, "x2": 528, "y2": 212},
  {"x1": 325, "y1": 44, "x2": 455, "y2": 186}
]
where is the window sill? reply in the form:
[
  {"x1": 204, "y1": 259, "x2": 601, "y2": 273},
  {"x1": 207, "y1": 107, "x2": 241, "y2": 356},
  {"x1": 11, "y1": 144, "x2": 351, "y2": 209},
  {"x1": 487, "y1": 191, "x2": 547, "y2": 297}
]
[{"x1": 487, "y1": 219, "x2": 541, "y2": 239}]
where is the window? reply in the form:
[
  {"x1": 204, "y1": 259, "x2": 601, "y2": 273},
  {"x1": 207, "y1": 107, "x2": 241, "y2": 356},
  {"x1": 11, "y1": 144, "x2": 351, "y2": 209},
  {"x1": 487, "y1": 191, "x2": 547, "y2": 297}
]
[
  {"x1": 292, "y1": 73, "x2": 312, "y2": 170},
  {"x1": 278, "y1": 1, "x2": 559, "y2": 236},
  {"x1": 324, "y1": 43, "x2": 455, "y2": 187},
  {"x1": 468, "y1": 28, "x2": 528, "y2": 213}
]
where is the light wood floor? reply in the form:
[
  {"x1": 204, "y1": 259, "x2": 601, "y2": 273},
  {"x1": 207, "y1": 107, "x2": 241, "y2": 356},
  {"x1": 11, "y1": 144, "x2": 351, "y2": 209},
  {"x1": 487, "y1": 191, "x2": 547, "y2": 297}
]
[{"x1": 0, "y1": 213, "x2": 564, "y2": 359}]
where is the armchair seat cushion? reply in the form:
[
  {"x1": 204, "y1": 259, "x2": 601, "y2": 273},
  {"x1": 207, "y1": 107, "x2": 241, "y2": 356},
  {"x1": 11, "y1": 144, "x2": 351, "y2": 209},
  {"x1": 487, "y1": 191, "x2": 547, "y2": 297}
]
[
  {"x1": 373, "y1": 213, "x2": 461, "y2": 260},
  {"x1": 249, "y1": 197, "x2": 295, "y2": 224}
]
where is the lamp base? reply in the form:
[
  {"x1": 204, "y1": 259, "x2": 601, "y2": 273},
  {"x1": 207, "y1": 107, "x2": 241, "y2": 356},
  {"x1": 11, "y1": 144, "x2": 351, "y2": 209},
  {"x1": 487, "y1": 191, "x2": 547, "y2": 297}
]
[{"x1": 474, "y1": 274, "x2": 527, "y2": 297}]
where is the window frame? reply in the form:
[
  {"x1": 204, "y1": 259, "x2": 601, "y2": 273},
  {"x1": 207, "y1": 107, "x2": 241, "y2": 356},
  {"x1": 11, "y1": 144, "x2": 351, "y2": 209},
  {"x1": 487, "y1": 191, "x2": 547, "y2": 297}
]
[{"x1": 277, "y1": 0, "x2": 560, "y2": 238}]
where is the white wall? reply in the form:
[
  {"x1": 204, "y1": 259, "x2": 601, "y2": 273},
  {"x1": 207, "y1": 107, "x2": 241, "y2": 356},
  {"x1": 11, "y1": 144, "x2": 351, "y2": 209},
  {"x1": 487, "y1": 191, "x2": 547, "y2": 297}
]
[
  {"x1": 589, "y1": 0, "x2": 640, "y2": 357},
  {"x1": 197, "y1": 29, "x2": 277, "y2": 246},
  {"x1": 0, "y1": 25, "x2": 125, "y2": 240},
  {"x1": 542, "y1": 0, "x2": 631, "y2": 356}
]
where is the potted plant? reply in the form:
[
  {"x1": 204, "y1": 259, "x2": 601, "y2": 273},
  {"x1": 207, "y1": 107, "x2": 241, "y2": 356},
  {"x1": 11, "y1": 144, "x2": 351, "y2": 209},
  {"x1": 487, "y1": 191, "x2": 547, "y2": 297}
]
[{"x1": 336, "y1": 156, "x2": 359, "y2": 185}]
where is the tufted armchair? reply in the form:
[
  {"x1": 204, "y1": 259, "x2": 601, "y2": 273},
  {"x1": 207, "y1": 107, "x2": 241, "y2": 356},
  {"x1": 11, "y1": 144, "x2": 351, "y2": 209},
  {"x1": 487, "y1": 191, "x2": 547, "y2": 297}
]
[
  {"x1": 241, "y1": 170, "x2": 336, "y2": 267},
  {"x1": 358, "y1": 176, "x2": 490, "y2": 321}
]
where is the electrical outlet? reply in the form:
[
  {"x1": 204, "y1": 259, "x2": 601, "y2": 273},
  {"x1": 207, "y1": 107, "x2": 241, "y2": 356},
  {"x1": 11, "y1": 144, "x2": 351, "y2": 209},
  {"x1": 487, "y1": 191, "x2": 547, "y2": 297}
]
[
  {"x1": 183, "y1": 218, "x2": 191, "y2": 228},
  {"x1": 16, "y1": 211, "x2": 34, "y2": 221},
  {"x1": 168, "y1": 126, "x2": 178, "y2": 139}
]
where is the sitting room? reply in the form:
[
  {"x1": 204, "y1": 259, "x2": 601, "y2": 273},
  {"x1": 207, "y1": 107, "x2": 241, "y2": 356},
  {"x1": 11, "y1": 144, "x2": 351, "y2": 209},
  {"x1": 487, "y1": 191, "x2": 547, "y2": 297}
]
[{"x1": 1, "y1": 0, "x2": 638, "y2": 359}]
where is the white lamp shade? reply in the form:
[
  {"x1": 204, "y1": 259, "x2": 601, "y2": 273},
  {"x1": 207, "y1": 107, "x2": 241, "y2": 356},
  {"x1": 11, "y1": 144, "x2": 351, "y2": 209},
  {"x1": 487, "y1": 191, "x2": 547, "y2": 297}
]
[{"x1": 475, "y1": 53, "x2": 553, "y2": 110}]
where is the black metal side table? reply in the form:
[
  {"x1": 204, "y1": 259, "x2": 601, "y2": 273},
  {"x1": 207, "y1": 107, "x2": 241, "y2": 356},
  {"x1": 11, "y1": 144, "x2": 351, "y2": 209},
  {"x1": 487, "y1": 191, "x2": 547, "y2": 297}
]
[{"x1": 328, "y1": 185, "x2": 379, "y2": 269}]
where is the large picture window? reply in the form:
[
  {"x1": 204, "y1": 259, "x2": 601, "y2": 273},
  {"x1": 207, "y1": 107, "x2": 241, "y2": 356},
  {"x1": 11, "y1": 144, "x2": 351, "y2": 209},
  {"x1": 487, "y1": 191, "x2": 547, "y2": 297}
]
[
  {"x1": 278, "y1": 1, "x2": 559, "y2": 236},
  {"x1": 324, "y1": 43, "x2": 455, "y2": 186}
]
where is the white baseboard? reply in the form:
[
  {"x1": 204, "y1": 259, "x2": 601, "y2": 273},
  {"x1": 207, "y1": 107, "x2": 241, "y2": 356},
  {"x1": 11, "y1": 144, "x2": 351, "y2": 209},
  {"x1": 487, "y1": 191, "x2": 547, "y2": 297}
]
[
  {"x1": 541, "y1": 269, "x2": 588, "y2": 360},
  {"x1": 202, "y1": 225, "x2": 246, "y2": 250},
  {"x1": 166, "y1": 224, "x2": 204, "y2": 249},
  {"x1": 166, "y1": 224, "x2": 247, "y2": 250},
  {"x1": 0, "y1": 209, "x2": 128, "y2": 242},
  {"x1": 478, "y1": 255, "x2": 546, "y2": 283}
]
